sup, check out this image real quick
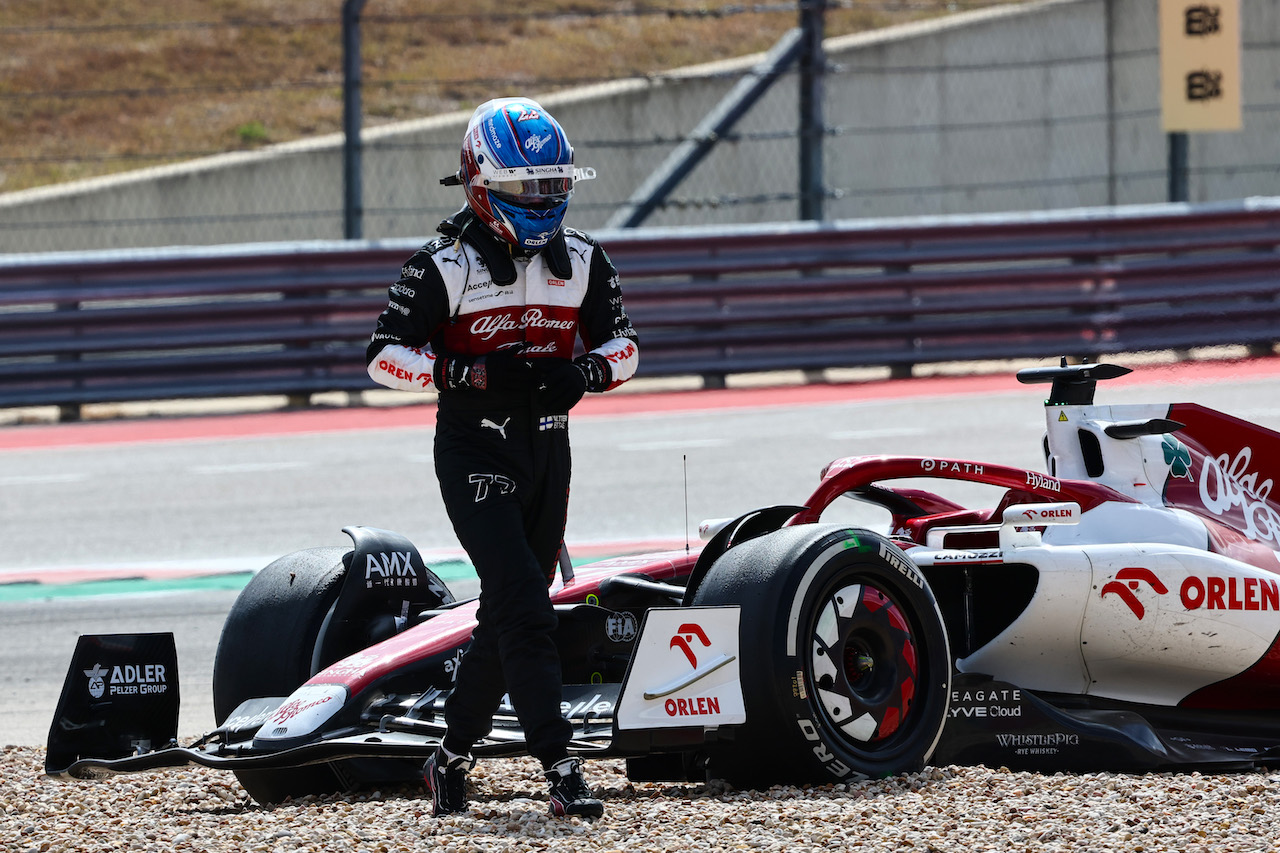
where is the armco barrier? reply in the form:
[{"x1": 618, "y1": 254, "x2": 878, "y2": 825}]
[{"x1": 3, "y1": 199, "x2": 1280, "y2": 416}]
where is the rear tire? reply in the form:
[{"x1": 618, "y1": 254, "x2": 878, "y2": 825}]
[
  {"x1": 212, "y1": 547, "x2": 348, "y2": 804},
  {"x1": 691, "y1": 525, "x2": 951, "y2": 788}
]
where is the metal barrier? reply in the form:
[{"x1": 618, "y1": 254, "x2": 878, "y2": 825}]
[{"x1": 4, "y1": 199, "x2": 1280, "y2": 416}]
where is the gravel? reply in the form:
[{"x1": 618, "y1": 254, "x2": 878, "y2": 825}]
[{"x1": 6, "y1": 745, "x2": 1280, "y2": 852}]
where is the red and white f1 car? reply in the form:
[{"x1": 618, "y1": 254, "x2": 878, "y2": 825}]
[{"x1": 47, "y1": 360, "x2": 1280, "y2": 803}]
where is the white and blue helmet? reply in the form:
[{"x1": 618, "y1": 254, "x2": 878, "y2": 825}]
[{"x1": 457, "y1": 98, "x2": 596, "y2": 252}]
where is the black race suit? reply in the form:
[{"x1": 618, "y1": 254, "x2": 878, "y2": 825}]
[{"x1": 365, "y1": 208, "x2": 639, "y2": 766}]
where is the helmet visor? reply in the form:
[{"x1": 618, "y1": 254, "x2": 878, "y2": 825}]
[
  {"x1": 469, "y1": 164, "x2": 595, "y2": 210},
  {"x1": 488, "y1": 176, "x2": 574, "y2": 210}
]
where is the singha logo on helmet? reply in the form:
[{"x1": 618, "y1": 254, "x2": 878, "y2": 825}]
[{"x1": 452, "y1": 97, "x2": 596, "y2": 253}]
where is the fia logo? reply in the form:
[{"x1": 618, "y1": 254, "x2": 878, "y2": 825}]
[{"x1": 605, "y1": 611, "x2": 638, "y2": 643}]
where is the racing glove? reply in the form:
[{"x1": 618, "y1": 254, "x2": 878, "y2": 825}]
[
  {"x1": 535, "y1": 355, "x2": 611, "y2": 413},
  {"x1": 432, "y1": 349, "x2": 534, "y2": 394},
  {"x1": 575, "y1": 353, "x2": 610, "y2": 393}
]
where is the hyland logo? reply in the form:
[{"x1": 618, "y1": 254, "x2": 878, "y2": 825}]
[
  {"x1": 1100, "y1": 567, "x2": 1169, "y2": 620},
  {"x1": 670, "y1": 623, "x2": 712, "y2": 668},
  {"x1": 1163, "y1": 435, "x2": 1193, "y2": 480}
]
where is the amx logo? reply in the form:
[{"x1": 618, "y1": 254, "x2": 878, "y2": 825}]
[
  {"x1": 1100, "y1": 567, "x2": 1169, "y2": 620},
  {"x1": 670, "y1": 623, "x2": 712, "y2": 668}
]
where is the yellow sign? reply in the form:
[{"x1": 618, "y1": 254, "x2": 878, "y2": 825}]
[{"x1": 1159, "y1": 0, "x2": 1242, "y2": 132}]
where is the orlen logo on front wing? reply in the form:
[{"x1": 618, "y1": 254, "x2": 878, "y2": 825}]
[
  {"x1": 664, "y1": 623, "x2": 723, "y2": 717},
  {"x1": 1101, "y1": 567, "x2": 1280, "y2": 620},
  {"x1": 670, "y1": 623, "x2": 711, "y2": 668},
  {"x1": 641, "y1": 621, "x2": 736, "y2": 718},
  {"x1": 617, "y1": 606, "x2": 744, "y2": 732}
]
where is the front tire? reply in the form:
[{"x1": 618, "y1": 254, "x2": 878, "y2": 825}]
[
  {"x1": 212, "y1": 547, "x2": 348, "y2": 804},
  {"x1": 692, "y1": 525, "x2": 951, "y2": 788}
]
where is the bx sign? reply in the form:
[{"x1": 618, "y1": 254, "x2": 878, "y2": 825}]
[{"x1": 1159, "y1": 0, "x2": 1242, "y2": 132}]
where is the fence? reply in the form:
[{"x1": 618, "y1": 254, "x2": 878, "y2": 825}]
[
  {"x1": 4, "y1": 1, "x2": 1280, "y2": 250},
  {"x1": 4, "y1": 198, "x2": 1279, "y2": 418}
]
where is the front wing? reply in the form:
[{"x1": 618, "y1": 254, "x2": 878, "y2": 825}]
[{"x1": 47, "y1": 606, "x2": 748, "y2": 782}]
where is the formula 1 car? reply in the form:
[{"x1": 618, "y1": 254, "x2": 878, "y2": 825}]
[{"x1": 46, "y1": 359, "x2": 1280, "y2": 803}]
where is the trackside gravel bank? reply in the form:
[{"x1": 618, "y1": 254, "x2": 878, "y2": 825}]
[{"x1": 5, "y1": 747, "x2": 1279, "y2": 852}]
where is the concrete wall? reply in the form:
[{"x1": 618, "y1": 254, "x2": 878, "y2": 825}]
[{"x1": 2, "y1": 0, "x2": 1277, "y2": 252}]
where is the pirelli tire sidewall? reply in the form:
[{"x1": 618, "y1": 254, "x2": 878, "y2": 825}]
[
  {"x1": 693, "y1": 525, "x2": 951, "y2": 786},
  {"x1": 212, "y1": 546, "x2": 348, "y2": 805},
  {"x1": 212, "y1": 547, "x2": 347, "y2": 723}
]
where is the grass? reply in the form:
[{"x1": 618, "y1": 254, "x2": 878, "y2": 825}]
[{"x1": 0, "y1": 1, "x2": 1010, "y2": 194}]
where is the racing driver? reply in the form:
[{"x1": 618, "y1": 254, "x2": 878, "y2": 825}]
[{"x1": 365, "y1": 97, "x2": 639, "y2": 819}]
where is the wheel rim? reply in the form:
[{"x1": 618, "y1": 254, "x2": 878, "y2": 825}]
[{"x1": 808, "y1": 581, "x2": 920, "y2": 746}]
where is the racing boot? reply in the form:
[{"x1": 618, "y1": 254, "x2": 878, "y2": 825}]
[
  {"x1": 423, "y1": 747, "x2": 474, "y2": 816},
  {"x1": 544, "y1": 757, "x2": 603, "y2": 818}
]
